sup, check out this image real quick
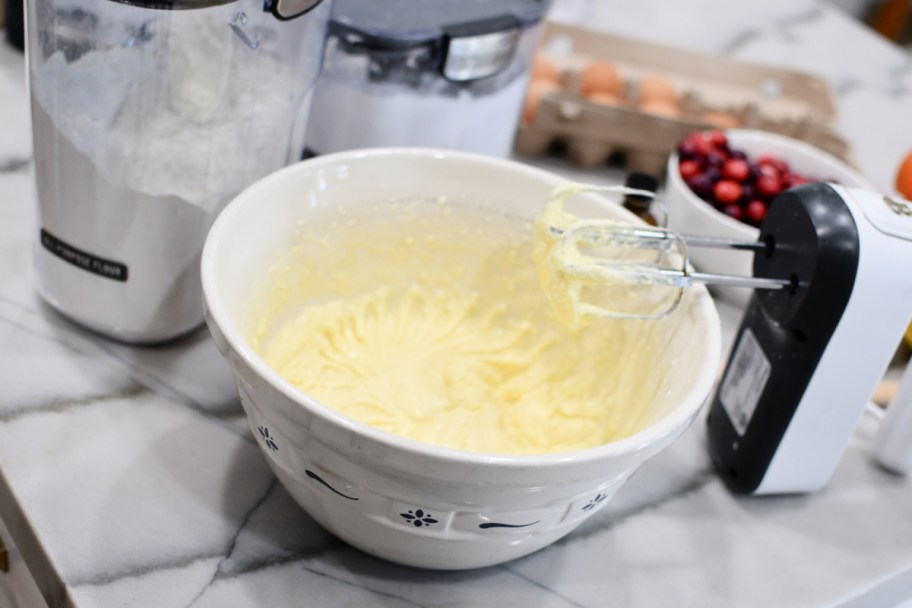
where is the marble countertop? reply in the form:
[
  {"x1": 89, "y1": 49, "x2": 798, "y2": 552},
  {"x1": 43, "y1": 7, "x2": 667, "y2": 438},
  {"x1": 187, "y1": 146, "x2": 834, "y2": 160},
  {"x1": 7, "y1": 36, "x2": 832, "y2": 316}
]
[{"x1": 2, "y1": 1, "x2": 912, "y2": 607}]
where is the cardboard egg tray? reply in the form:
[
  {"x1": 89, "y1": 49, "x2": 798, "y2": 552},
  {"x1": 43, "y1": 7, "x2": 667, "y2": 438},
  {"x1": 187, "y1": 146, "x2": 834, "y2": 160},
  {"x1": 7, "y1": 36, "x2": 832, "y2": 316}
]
[{"x1": 515, "y1": 22, "x2": 854, "y2": 175}]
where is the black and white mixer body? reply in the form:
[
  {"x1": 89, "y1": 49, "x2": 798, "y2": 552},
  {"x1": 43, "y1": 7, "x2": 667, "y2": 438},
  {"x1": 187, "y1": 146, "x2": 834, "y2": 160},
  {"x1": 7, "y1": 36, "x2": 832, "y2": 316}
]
[{"x1": 707, "y1": 183, "x2": 912, "y2": 495}]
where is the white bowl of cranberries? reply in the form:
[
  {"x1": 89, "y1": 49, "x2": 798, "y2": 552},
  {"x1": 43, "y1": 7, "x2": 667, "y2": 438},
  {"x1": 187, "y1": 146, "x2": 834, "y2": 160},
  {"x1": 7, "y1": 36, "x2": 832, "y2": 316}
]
[{"x1": 665, "y1": 129, "x2": 872, "y2": 305}]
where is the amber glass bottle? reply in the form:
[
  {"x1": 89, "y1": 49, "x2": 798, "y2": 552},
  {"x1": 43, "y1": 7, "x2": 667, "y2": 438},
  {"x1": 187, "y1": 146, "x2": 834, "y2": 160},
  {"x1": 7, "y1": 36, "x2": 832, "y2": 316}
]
[{"x1": 622, "y1": 172, "x2": 659, "y2": 226}]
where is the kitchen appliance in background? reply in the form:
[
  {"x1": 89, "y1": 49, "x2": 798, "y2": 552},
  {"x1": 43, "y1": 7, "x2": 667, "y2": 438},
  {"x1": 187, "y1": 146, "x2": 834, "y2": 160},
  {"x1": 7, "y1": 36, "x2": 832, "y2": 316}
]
[
  {"x1": 28, "y1": 0, "x2": 331, "y2": 343},
  {"x1": 304, "y1": 0, "x2": 551, "y2": 158},
  {"x1": 706, "y1": 184, "x2": 912, "y2": 495}
]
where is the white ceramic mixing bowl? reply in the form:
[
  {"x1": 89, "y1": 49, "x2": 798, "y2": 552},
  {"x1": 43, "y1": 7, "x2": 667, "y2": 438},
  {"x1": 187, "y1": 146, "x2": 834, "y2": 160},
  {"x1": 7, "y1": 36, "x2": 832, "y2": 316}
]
[{"x1": 201, "y1": 148, "x2": 721, "y2": 569}]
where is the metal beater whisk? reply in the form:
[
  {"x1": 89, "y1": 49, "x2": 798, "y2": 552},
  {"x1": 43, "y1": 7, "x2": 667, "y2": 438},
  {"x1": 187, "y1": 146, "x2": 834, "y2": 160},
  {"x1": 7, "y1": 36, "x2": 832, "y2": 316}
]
[{"x1": 540, "y1": 183, "x2": 793, "y2": 320}]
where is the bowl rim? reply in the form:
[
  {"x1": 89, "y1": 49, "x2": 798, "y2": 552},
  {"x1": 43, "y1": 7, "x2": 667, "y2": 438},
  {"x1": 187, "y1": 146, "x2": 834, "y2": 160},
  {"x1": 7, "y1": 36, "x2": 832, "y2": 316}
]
[
  {"x1": 666, "y1": 128, "x2": 874, "y2": 234},
  {"x1": 201, "y1": 147, "x2": 722, "y2": 470}
]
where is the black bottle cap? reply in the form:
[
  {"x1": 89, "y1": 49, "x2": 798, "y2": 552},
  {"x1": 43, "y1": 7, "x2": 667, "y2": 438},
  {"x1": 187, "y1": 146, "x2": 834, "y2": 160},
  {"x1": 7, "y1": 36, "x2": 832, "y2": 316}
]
[
  {"x1": 625, "y1": 172, "x2": 659, "y2": 201},
  {"x1": 5, "y1": 0, "x2": 24, "y2": 52}
]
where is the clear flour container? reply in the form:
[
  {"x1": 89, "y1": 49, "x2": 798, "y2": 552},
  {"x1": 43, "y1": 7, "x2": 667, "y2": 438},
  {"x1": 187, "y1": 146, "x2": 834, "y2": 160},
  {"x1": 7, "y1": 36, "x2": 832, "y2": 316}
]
[
  {"x1": 305, "y1": 0, "x2": 551, "y2": 158},
  {"x1": 28, "y1": 0, "x2": 331, "y2": 343}
]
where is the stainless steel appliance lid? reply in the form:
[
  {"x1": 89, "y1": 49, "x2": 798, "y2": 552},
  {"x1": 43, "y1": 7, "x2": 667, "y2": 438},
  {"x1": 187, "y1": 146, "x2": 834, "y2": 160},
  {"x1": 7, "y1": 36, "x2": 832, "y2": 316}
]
[{"x1": 329, "y1": 0, "x2": 550, "y2": 50}]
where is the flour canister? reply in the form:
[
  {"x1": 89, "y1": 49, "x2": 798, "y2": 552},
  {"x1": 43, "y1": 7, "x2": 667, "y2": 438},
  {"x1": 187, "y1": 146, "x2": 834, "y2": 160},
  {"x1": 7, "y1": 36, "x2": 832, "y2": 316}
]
[{"x1": 27, "y1": 0, "x2": 331, "y2": 342}]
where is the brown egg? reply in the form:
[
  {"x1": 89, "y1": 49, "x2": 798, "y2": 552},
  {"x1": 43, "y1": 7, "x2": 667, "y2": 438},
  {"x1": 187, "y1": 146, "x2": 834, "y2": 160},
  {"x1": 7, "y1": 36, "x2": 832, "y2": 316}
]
[
  {"x1": 531, "y1": 54, "x2": 562, "y2": 85},
  {"x1": 580, "y1": 60, "x2": 621, "y2": 97},
  {"x1": 702, "y1": 111, "x2": 740, "y2": 128},
  {"x1": 639, "y1": 74, "x2": 678, "y2": 105},
  {"x1": 639, "y1": 99, "x2": 681, "y2": 119},
  {"x1": 586, "y1": 91, "x2": 622, "y2": 106},
  {"x1": 522, "y1": 79, "x2": 561, "y2": 124}
]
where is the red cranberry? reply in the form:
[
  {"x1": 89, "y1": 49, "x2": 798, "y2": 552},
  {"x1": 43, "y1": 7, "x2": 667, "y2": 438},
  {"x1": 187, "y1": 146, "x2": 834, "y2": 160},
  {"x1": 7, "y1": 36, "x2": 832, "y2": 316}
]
[
  {"x1": 704, "y1": 167, "x2": 722, "y2": 182},
  {"x1": 746, "y1": 200, "x2": 767, "y2": 224},
  {"x1": 683, "y1": 131, "x2": 703, "y2": 145},
  {"x1": 679, "y1": 159, "x2": 701, "y2": 180},
  {"x1": 741, "y1": 183, "x2": 757, "y2": 201},
  {"x1": 707, "y1": 130, "x2": 728, "y2": 148},
  {"x1": 723, "y1": 204, "x2": 744, "y2": 221},
  {"x1": 756, "y1": 174, "x2": 782, "y2": 197},
  {"x1": 748, "y1": 163, "x2": 764, "y2": 181},
  {"x1": 677, "y1": 139, "x2": 698, "y2": 160},
  {"x1": 758, "y1": 155, "x2": 790, "y2": 176},
  {"x1": 705, "y1": 151, "x2": 727, "y2": 170},
  {"x1": 722, "y1": 158, "x2": 749, "y2": 181},
  {"x1": 687, "y1": 133, "x2": 711, "y2": 157},
  {"x1": 758, "y1": 163, "x2": 780, "y2": 179},
  {"x1": 714, "y1": 180, "x2": 743, "y2": 204},
  {"x1": 686, "y1": 174, "x2": 714, "y2": 198}
]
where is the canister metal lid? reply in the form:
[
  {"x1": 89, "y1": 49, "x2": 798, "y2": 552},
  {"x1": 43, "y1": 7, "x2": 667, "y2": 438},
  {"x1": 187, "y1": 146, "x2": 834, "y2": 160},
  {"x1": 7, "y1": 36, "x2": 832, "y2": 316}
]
[
  {"x1": 106, "y1": 0, "x2": 235, "y2": 9},
  {"x1": 329, "y1": 0, "x2": 550, "y2": 50},
  {"x1": 107, "y1": 0, "x2": 324, "y2": 19}
]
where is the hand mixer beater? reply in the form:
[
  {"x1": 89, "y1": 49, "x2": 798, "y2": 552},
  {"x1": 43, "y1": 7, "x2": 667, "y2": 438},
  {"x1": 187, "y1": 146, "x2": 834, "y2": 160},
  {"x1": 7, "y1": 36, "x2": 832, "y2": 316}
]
[{"x1": 536, "y1": 182, "x2": 792, "y2": 322}]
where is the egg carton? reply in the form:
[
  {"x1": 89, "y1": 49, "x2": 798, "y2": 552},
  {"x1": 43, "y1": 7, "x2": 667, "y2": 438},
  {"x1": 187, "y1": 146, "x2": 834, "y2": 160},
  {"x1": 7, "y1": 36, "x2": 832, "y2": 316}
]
[{"x1": 515, "y1": 22, "x2": 854, "y2": 175}]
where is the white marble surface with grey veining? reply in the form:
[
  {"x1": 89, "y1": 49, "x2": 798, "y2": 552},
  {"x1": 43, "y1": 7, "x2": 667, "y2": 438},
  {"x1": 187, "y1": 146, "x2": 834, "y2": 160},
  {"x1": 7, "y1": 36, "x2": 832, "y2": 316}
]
[{"x1": 2, "y1": 1, "x2": 912, "y2": 606}]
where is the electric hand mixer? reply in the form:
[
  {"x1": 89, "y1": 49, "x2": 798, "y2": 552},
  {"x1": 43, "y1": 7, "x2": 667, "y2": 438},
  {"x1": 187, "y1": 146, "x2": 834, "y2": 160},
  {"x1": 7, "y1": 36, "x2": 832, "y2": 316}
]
[{"x1": 545, "y1": 181, "x2": 912, "y2": 495}]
